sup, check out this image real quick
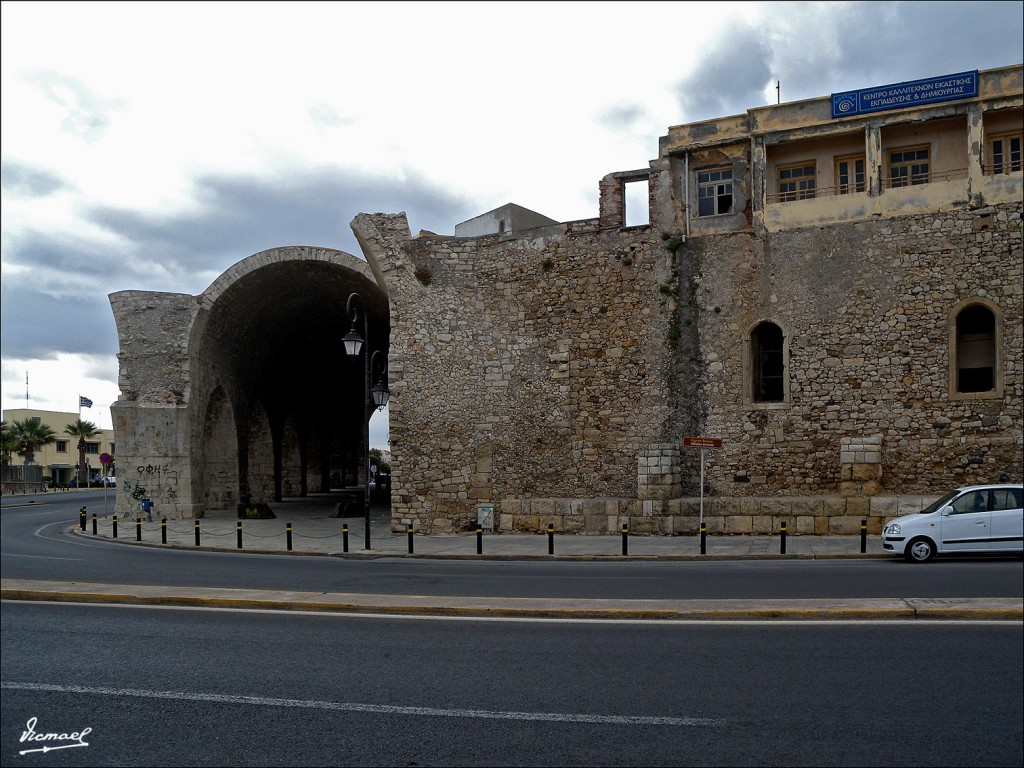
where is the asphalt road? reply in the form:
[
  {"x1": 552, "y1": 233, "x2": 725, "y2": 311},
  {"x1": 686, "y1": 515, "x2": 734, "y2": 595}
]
[
  {"x1": 3, "y1": 494, "x2": 1023, "y2": 602},
  {"x1": 2, "y1": 601, "x2": 1022, "y2": 767}
]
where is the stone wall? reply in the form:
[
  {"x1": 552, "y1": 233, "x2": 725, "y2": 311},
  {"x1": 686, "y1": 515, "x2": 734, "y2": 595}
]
[
  {"x1": 366, "y1": 198, "x2": 1022, "y2": 534},
  {"x1": 109, "y1": 291, "x2": 199, "y2": 520},
  {"x1": 690, "y1": 204, "x2": 1022, "y2": 498}
]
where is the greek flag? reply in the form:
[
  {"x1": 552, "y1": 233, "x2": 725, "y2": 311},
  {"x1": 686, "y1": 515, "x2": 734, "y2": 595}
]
[{"x1": 79, "y1": 396, "x2": 93, "y2": 408}]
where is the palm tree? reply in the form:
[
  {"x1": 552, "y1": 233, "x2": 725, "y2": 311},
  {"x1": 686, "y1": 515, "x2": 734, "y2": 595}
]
[
  {"x1": 65, "y1": 419, "x2": 100, "y2": 487},
  {"x1": 1, "y1": 420, "x2": 17, "y2": 468},
  {"x1": 1, "y1": 421, "x2": 20, "y2": 492},
  {"x1": 11, "y1": 417, "x2": 57, "y2": 493}
]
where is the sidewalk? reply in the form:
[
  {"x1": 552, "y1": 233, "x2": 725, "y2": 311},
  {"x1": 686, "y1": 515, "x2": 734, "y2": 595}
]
[
  {"x1": 5, "y1": 494, "x2": 1021, "y2": 621},
  {"x1": 71, "y1": 494, "x2": 881, "y2": 560}
]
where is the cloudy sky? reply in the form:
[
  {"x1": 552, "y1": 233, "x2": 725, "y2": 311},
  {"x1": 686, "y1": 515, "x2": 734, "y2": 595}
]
[{"x1": 2, "y1": 1, "x2": 1022, "y2": 445}]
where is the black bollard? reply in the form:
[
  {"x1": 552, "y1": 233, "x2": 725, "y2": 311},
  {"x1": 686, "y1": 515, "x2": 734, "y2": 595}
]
[
  {"x1": 343, "y1": 524, "x2": 349, "y2": 553},
  {"x1": 477, "y1": 527, "x2": 483, "y2": 555},
  {"x1": 621, "y1": 524, "x2": 629, "y2": 556},
  {"x1": 780, "y1": 520, "x2": 787, "y2": 555},
  {"x1": 112, "y1": 515, "x2": 118, "y2": 539},
  {"x1": 161, "y1": 518, "x2": 167, "y2": 544},
  {"x1": 194, "y1": 519, "x2": 200, "y2": 547},
  {"x1": 136, "y1": 518, "x2": 142, "y2": 541},
  {"x1": 286, "y1": 523, "x2": 293, "y2": 551},
  {"x1": 700, "y1": 521, "x2": 707, "y2": 555},
  {"x1": 80, "y1": 507, "x2": 87, "y2": 531},
  {"x1": 237, "y1": 521, "x2": 243, "y2": 549},
  {"x1": 547, "y1": 523, "x2": 554, "y2": 555},
  {"x1": 407, "y1": 525, "x2": 414, "y2": 554},
  {"x1": 860, "y1": 519, "x2": 868, "y2": 553},
  {"x1": 91, "y1": 513, "x2": 97, "y2": 535}
]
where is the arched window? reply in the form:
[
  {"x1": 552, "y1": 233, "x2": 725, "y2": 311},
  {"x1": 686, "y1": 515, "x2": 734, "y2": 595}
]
[
  {"x1": 955, "y1": 305, "x2": 996, "y2": 393},
  {"x1": 750, "y1": 322, "x2": 785, "y2": 403}
]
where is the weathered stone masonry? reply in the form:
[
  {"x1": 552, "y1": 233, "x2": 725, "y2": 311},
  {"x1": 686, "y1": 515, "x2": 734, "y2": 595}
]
[
  {"x1": 362, "y1": 200, "x2": 1022, "y2": 536},
  {"x1": 110, "y1": 65, "x2": 1022, "y2": 533}
]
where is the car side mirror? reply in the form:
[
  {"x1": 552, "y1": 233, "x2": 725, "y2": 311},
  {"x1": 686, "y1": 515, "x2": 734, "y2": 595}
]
[{"x1": 940, "y1": 505, "x2": 954, "y2": 516}]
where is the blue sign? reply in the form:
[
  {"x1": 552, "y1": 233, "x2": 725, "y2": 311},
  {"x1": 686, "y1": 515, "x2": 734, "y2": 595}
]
[{"x1": 832, "y1": 71, "x2": 978, "y2": 118}]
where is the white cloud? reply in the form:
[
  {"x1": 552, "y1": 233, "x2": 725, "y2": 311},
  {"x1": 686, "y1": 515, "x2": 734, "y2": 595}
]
[{"x1": 2, "y1": 0, "x2": 1022, "y2": 439}]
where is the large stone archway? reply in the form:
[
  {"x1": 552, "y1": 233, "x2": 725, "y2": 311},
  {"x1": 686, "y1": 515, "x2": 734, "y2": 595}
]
[{"x1": 110, "y1": 244, "x2": 390, "y2": 519}]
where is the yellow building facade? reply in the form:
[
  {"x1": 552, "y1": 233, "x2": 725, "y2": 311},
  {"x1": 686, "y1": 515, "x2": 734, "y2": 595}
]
[{"x1": 2, "y1": 408, "x2": 116, "y2": 487}]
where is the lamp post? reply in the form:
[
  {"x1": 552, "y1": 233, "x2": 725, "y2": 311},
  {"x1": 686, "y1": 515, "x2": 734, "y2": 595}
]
[{"x1": 343, "y1": 292, "x2": 389, "y2": 550}]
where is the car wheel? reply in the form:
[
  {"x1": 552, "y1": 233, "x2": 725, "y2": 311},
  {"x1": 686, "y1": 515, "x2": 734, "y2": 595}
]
[{"x1": 905, "y1": 537, "x2": 936, "y2": 563}]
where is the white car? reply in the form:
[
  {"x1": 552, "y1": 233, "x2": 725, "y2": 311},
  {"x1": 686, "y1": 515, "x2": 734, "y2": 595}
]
[{"x1": 882, "y1": 484, "x2": 1023, "y2": 562}]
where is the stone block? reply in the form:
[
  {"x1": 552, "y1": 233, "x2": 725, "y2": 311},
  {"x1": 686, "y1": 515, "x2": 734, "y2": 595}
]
[
  {"x1": 674, "y1": 516, "x2": 700, "y2": 534},
  {"x1": 703, "y1": 516, "x2": 726, "y2": 534},
  {"x1": 563, "y1": 514, "x2": 585, "y2": 533},
  {"x1": 791, "y1": 497, "x2": 823, "y2": 516},
  {"x1": 739, "y1": 497, "x2": 762, "y2": 516},
  {"x1": 631, "y1": 517, "x2": 659, "y2": 534},
  {"x1": 870, "y1": 497, "x2": 899, "y2": 518},
  {"x1": 852, "y1": 463, "x2": 880, "y2": 481},
  {"x1": 532, "y1": 499, "x2": 555, "y2": 516},
  {"x1": 828, "y1": 516, "x2": 862, "y2": 535},
  {"x1": 516, "y1": 514, "x2": 540, "y2": 532},
  {"x1": 795, "y1": 515, "x2": 816, "y2": 534},
  {"x1": 725, "y1": 516, "x2": 753, "y2": 534},
  {"x1": 845, "y1": 497, "x2": 870, "y2": 516},
  {"x1": 499, "y1": 513, "x2": 514, "y2": 531},
  {"x1": 584, "y1": 514, "x2": 607, "y2": 534},
  {"x1": 823, "y1": 497, "x2": 847, "y2": 516},
  {"x1": 507, "y1": 498, "x2": 528, "y2": 515},
  {"x1": 713, "y1": 497, "x2": 742, "y2": 516},
  {"x1": 751, "y1": 515, "x2": 774, "y2": 534},
  {"x1": 760, "y1": 498, "x2": 793, "y2": 517},
  {"x1": 814, "y1": 516, "x2": 830, "y2": 535}
]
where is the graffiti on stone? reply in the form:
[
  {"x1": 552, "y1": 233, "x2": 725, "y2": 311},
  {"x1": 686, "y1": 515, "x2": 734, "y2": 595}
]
[{"x1": 122, "y1": 461, "x2": 180, "y2": 502}]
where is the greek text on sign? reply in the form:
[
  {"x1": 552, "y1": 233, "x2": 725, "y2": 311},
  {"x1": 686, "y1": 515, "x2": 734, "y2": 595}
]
[
  {"x1": 831, "y1": 70, "x2": 978, "y2": 118},
  {"x1": 683, "y1": 437, "x2": 723, "y2": 449}
]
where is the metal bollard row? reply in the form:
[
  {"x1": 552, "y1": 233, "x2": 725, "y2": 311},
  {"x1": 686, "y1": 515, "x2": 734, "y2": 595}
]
[{"x1": 78, "y1": 516, "x2": 870, "y2": 557}]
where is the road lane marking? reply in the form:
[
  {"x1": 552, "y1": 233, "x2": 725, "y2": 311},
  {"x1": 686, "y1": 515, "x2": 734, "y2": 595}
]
[
  {"x1": 2, "y1": 682, "x2": 721, "y2": 727},
  {"x1": 4, "y1": 601, "x2": 1022, "y2": 626}
]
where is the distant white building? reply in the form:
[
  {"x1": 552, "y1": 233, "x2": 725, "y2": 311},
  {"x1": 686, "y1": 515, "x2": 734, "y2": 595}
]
[{"x1": 454, "y1": 203, "x2": 558, "y2": 238}]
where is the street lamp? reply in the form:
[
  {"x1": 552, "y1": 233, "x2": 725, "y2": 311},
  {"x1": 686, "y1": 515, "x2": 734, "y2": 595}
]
[{"x1": 344, "y1": 292, "x2": 389, "y2": 549}]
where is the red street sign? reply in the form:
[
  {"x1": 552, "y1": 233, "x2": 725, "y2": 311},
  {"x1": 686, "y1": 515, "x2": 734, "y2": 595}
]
[
  {"x1": 683, "y1": 437, "x2": 723, "y2": 449},
  {"x1": 99, "y1": 453, "x2": 112, "y2": 465}
]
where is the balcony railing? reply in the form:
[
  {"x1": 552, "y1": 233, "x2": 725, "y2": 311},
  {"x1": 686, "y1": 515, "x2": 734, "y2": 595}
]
[
  {"x1": 766, "y1": 181, "x2": 865, "y2": 204},
  {"x1": 882, "y1": 167, "x2": 967, "y2": 189},
  {"x1": 983, "y1": 161, "x2": 1023, "y2": 175}
]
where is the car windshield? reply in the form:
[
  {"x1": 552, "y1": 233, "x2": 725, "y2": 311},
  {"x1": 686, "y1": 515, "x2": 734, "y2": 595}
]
[{"x1": 918, "y1": 489, "x2": 964, "y2": 515}]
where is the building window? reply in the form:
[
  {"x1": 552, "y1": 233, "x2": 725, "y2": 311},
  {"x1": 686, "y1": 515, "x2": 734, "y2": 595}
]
[
  {"x1": 777, "y1": 162, "x2": 816, "y2": 201},
  {"x1": 989, "y1": 132, "x2": 1022, "y2": 174},
  {"x1": 955, "y1": 305, "x2": 996, "y2": 393},
  {"x1": 751, "y1": 322, "x2": 785, "y2": 403},
  {"x1": 888, "y1": 146, "x2": 929, "y2": 187},
  {"x1": 835, "y1": 155, "x2": 865, "y2": 194},
  {"x1": 697, "y1": 168, "x2": 733, "y2": 216},
  {"x1": 56, "y1": 440, "x2": 68, "y2": 453},
  {"x1": 84, "y1": 442, "x2": 100, "y2": 454}
]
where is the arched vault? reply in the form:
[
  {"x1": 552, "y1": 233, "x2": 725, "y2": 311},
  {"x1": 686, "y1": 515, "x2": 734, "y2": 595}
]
[{"x1": 110, "y1": 245, "x2": 390, "y2": 518}]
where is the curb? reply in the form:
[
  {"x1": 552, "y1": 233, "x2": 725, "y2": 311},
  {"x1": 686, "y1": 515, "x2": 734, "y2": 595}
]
[
  {"x1": 69, "y1": 527, "x2": 891, "y2": 562},
  {"x1": 3, "y1": 583, "x2": 1021, "y2": 622}
]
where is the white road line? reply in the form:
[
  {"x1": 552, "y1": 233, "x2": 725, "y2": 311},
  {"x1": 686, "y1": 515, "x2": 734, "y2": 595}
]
[
  {"x1": 3, "y1": 601, "x2": 1021, "y2": 626},
  {"x1": 1, "y1": 682, "x2": 720, "y2": 727}
]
